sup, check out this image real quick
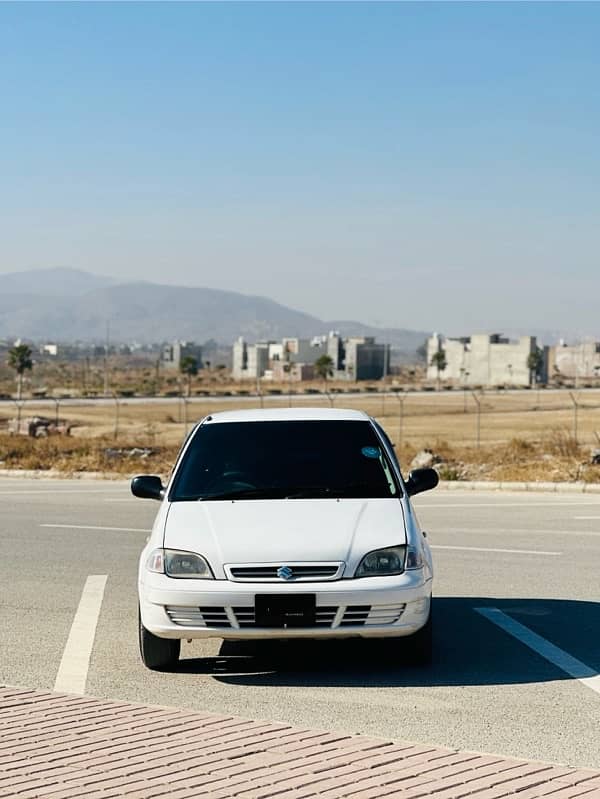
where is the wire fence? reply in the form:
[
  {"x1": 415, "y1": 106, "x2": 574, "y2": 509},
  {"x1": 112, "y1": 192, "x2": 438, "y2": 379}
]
[{"x1": 1, "y1": 388, "x2": 599, "y2": 451}]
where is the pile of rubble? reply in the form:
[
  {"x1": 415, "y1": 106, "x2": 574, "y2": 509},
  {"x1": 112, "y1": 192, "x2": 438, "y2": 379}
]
[
  {"x1": 103, "y1": 447, "x2": 157, "y2": 460},
  {"x1": 7, "y1": 417, "x2": 71, "y2": 437}
]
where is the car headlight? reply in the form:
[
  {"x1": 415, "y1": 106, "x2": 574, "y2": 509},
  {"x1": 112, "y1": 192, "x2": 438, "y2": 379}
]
[
  {"x1": 145, "y1": 548, "x2": 213, "y2": 579},
  {"x1": 404, "y1": 545, "x2": 424, "y2": 570},
  {"x1": 355, "y1": 546, "x2": 406, "y2": 577}
]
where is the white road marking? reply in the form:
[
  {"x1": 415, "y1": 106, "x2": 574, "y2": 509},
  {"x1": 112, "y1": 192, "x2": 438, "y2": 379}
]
[
  {"x1": 0, "y1": 489, "x2": 126, "y2": 496},
  {"x1": 41, "y1": 523, "x2": 149, "y2": 533},
  {"x1": 476, "y1": 607, "x2": 600, "y2": 697},
  {"x1": 103, "y1": 498, "x2": 136, "y2": 503},
  {"x1": 574, "y1": 516, "x2": 600, "y2": 520},
  {"x1": 418, "y1": 501, "x2": 600, "y2": 509},
  {"x1": 430, "y1": 527, "x2": 600, "y2": 537},
  {"x1": 431, "y1": 545, "x2": 560, "y2": 556},
  {"x1": 54, "y1": 575, "x2": 108, "y2": 695}
]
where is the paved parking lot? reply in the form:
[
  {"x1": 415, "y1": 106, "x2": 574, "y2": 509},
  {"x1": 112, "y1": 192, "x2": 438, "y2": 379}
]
[
  {"x1": 3, "y1": 685, "x2": 600, "y2": 799},
  {"x1": 1, "y1": 479, "x2": 599, "y2": 769}
]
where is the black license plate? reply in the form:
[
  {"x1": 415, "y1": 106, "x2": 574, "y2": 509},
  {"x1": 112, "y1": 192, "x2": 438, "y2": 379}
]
[{"x1": 255, "y1": 594, "x2": 316, "y2": 628}]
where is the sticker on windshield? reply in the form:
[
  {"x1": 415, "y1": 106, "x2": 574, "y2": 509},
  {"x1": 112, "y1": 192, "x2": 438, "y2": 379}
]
[{"x1": 361, "y1": 446, "x2": 381, "y2": 459}]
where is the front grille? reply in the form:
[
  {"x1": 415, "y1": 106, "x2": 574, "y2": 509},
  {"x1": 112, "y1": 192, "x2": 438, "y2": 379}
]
[
  {"x1": 165, "y1": 605, "x2": 231, "y2": 628},
  {"x1": 165, "y1": 606, "x2": 212, "y2": 626},
  {"x1": 340, "y1": 605, "x2": 371, "y2": 626},
  {"x1": 232, "y1": 606, "x2": 255, "y2": 628},
  {"x1": 165, "y1": 602, "x2": 404, "y2": 629},
  {"x1": 226, "y1": 563, "x2": 343, "y2": 582},
  {"x1": 199, "y1": 607, "x2": 230, "y2": 628},
  {"x1": 365, "y1": 604, "x2": 406, "y2": 625},
  {"x1": 314, "y1": 606, "x2": 338, "y2": 627},
  {"x1": 233, "y1": 605, "x2": 338, "y2": 628}
]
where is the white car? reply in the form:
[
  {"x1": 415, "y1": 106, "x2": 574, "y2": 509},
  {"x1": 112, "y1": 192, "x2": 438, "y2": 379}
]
[{"x1": 133, "y1": 408, "x2": 438, "y2": 670}]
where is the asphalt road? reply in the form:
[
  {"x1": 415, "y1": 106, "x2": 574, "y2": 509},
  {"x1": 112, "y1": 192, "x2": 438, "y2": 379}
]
[
  {"x1": 1, "y1": 386, "x2": 600, "y2": 410},
  {"x1": 1, "y1": 478, "x2": 599, "y2": 768}
]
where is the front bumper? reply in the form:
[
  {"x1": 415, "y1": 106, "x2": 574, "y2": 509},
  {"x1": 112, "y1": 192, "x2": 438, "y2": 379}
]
[{"x1": 139, "y1": 570, "x2": 432, "y2": 640}]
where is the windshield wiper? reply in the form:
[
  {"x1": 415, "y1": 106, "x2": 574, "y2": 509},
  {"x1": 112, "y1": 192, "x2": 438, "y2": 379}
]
[
  {"x1": 286, "y1": 482, "x2": 380, "y2": 499},
  {"x1": 285, "y1": 486, "x2": 336, "y2": 499},
  {"x1": 197, "y1": 487, "x2": 287, "y2": 501}
]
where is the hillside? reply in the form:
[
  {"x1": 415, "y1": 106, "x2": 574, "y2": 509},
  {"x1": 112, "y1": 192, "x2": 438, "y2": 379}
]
[{"x1": 0, "y1": 269, "x2": 429, "y2": 355}]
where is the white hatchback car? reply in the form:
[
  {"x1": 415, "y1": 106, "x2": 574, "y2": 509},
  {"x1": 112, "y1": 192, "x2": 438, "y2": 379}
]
[{"x1": 133, "y1": 408, "x2": 438, "y2": 670}]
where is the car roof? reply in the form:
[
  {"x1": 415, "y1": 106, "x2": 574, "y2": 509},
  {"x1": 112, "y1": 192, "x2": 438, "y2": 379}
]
[{"x1": 201, "y1": 407, "x2": 371, "y2": 424}]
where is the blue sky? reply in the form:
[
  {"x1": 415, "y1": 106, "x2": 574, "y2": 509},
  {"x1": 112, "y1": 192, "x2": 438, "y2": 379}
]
[{"x1": 1, "y1": 2, "x2": 599, "y2": 335}]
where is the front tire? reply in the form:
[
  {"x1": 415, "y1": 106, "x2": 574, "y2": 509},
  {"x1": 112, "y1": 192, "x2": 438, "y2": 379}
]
[
  {"x1": 138, "y1": 609, "x2": 180, "y2": 671},
  {"x1": 405, "y1": 606, "x2": 433, "y2": 665}
]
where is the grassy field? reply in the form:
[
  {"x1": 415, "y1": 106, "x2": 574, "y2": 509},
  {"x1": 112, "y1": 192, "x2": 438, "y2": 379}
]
[
  {"x1": 1, "y1": 389, "x2": 599, "y2": 481},
  {"x1": 2, "y1": 388, "x2": 599, "y2": 446}
]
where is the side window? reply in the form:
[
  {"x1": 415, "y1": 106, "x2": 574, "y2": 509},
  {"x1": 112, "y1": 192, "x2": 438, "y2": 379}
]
[
  {"x1": 373, "y1": 421, "x2": 400, "y2": 471},
  {"x1": 379, "y1": 452, "x2": 397, "y2": 495},
  {"x1": 372, "y1": 421, "x2": 403, "y2": 494}
]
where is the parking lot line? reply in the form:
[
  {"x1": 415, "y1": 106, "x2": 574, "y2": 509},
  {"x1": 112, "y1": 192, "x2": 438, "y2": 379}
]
[
  {"x1": 419, "y1": 501, "x2": 600, "y2": 508},
  {"x1": 3, "y1": 685, "x2": 598, "y2": 799},
  {"x1": 54, "y1": 575, "x2": 108, "y2": 695},
  {"x1": 0, "y1": 489, "x2": 125, "y2": 495},
  {"x1": 476, "y1": 607, "x2": 600, "y2": 697},
  {"x1": 41, "y1": 523, "x2": 149, "y2": 532},
  {"x1": 103, "y1": 498, "x2": 136, "y2": 502},
  {"x1": 431, "y1": 545, "x2": 561, "y2": 556},
  {"x1": 432, "y1": 526, "x2": 600, "y2": 537}
]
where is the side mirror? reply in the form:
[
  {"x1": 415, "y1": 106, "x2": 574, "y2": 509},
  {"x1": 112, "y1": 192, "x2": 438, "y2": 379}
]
[
  {"x1": 405, "y1": 467, "x2": 439, "y2": 497},
  {"x1": 131, "y1": 475, "x2": 165, "y2": 500}
]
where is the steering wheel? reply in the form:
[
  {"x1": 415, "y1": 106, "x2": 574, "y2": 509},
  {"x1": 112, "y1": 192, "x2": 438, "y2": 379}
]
[{"x1": 204, "y1": 471, "x2": 257, "y2": 492}]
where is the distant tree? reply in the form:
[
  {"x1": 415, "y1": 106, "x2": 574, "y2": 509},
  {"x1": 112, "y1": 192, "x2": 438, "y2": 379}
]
[
  {"x1": 180, "y1": 355, "x2": 199, "y2": 397},
  {"x1": 527, "y1": 348, "x2": 544, "y2": 386},
  {"x1": 430, "y1": 349, "x2": 447, "y2": 390},
  {"x1": 314, "y1": 354, "x2": 334, "y2": 387},
  {"x1": 415, "y1": 342, "x2": 428, "y2": 363},
  {"x1": 8, "y1": 343, "x2": 33, "y2": 401}
]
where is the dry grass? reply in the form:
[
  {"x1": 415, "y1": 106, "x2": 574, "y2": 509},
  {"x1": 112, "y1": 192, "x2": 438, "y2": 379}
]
[
  {"x1": 0, "y1": 433, "x2": 178, "y2": 478},
  {"x1": 1, "y1": 389, "x2": 599, "y2": 482},
  {"x1": 407, "y1": 436, "x2": 600, "y2": 484}
]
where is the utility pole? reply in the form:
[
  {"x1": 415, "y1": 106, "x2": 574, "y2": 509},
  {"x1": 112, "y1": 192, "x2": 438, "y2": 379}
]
[
  {"x1": 471, "y1": 391, "x2": 482, "y2": 449},
  {"x1": 462, "y1": 371, "x2": 469, "y2": 413},
  {"x1": 256, "y1": 371, "x2": 263, "y2": 409},
  {"x1": 396, "y1": 395, "x2": 405, "y2": 449},
  {"x1": 568, "y1": 391, "x2": 579, "y2": 443},
  {"x1": 103, "y1": 320, "x2": 110, "y2": 397},
  {"x1": 113, "y1": 392, "x2": 120, "y2": 439},
  {"x1": 383, "y1": 342, "x2": 389, "y2": 380}
]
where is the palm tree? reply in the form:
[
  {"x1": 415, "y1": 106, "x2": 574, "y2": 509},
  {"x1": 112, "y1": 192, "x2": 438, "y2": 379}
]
[
  {"x1": 8, "y1": 343, "x2": 33, "y2": 401},
  {"x1": 314, "y1": 354, "x2": 334, "y2": 386},
  {"x1": 430, "y1": 349, "x2": 447, "y2": 390},
  {"x1": 527, "y1": 348, "x2": 543, "y2": 387},
  {"x1": 180, "y1": 355, "x2": 199, "y2": 397}
]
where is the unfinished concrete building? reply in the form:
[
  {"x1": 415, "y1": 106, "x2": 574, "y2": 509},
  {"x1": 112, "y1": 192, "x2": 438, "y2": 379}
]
[
  {"x1": 161, "y1": 341, "x2": 203, "y2": 371},
  {"x1": 427, "y1": 333, "x2": 543, "y2": 387},
  {"x1": 548, "y1": 340, "x2": 600, "y2": 382},
  {"x1": 232, "y1": 333, "x2": 390, "y2": 381}
]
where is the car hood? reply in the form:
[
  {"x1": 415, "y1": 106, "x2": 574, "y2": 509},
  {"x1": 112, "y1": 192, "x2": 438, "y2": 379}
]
[{"x1": 163, "y1": 498, "x2": 406, "y2": 578}]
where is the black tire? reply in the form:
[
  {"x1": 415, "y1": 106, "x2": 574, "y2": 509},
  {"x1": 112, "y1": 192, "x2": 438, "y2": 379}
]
[
  {"x1": 405, "y1": 605, "x2": 433, "y2": 666},
  {"x1": 138, "y1": 609, "x2": 180, "y2": 671}
]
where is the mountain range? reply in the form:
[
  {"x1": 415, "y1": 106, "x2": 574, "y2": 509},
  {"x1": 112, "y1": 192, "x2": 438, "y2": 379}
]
[{"x1": 0, "y1": 268, "x2": 429, "y2": 358}]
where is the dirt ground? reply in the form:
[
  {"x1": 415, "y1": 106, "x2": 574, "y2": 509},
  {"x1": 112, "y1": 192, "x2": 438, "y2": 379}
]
[{"x1": 1, "y1": 389, "x2": 599, "y2": 481}]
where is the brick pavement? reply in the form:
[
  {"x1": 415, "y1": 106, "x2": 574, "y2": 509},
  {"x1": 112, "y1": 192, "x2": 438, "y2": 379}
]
[{"x1": 1, "y1": 685, "x2": 599, "y2": 799}]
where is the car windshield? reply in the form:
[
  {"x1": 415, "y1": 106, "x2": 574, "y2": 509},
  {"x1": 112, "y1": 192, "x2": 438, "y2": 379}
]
[{"x1": 169, "y1": 420, "x2": 400, "y2": 501}]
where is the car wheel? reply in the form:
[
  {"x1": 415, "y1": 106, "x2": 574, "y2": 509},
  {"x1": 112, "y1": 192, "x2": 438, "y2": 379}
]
[
  {"x1": 138, "y1": 608, "x2": 180, "y2": 671},
  {"x1": 405, "y1": 605, "x2": 433, "y2": 666}
]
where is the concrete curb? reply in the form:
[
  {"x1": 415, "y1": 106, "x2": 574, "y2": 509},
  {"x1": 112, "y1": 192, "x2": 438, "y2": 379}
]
[
  {"x1": 0, "y1": 469, "x2": 123, "y2": 480},
  {"x1": 1, "y1": 684, "x2": 599, "y2": 799},
  {"x1": 1, "y1": 469, "x2": 600, "y2": 493},
  {"x1": 437, "y1": 480, "x2": 600, "y2": 494}
]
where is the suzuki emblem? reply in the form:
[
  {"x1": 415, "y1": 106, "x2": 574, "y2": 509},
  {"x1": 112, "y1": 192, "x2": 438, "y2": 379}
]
[{"x1": 277, "y1": 565, "x2": 293, "y2": 580}]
